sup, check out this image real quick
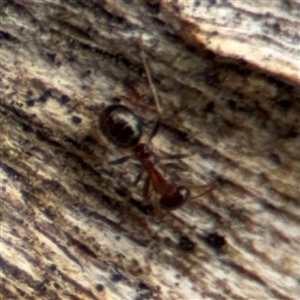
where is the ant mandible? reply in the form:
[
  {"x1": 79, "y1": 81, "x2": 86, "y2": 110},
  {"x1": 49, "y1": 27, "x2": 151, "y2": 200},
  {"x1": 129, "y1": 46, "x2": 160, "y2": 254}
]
[{"x1": 99, "y1": 36, "x2": 216, "y2": 215}]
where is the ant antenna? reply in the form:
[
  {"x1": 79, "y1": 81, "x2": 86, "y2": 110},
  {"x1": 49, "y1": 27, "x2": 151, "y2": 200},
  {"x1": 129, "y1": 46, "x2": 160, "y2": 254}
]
[{"x1": 139, "y1": 36, "x2": 162, "y2": 116}]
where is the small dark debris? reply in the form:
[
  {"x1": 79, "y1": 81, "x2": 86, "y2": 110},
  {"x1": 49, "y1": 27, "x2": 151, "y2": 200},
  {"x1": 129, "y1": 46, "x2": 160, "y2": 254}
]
[
  {"x1": 59, "y1": 94, "x2": 70, "y2": 105},
  {"x1": 26, "y1": 99, "x2": 35, "y2": 107},
  {"x1": 49, "y1": 264, "x2": 57, "y2": 271},
  {"x1": 115, "y1": 236, "x2": 121, "y2": 241},
  {"x1": 203, "y1": 232, "x2": 226, "y2": 249},
  {"x1": 71, "y1": 116, "x2": 82, "y2": 124},
  {"x1": 96, "y1": 283, "x2": 104, "y2": 291},
  {"x1": 111, "y1": 272, "x2": 124, "y2": 282},
  {"x1": 178, "y1": 236, "x2": 195, "y2": 252}
]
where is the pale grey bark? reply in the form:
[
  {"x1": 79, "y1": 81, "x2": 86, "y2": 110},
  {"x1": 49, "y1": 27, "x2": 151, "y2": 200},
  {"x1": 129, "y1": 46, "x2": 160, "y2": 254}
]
[{"x1": 1, "y1": 1, "x2": 299, "y2": 300}]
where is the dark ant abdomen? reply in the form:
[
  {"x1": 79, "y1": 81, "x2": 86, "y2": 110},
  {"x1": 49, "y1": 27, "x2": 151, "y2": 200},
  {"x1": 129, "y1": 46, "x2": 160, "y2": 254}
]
[{"x1": 160, "y1": 186, "x2": 190, "y2": 210}]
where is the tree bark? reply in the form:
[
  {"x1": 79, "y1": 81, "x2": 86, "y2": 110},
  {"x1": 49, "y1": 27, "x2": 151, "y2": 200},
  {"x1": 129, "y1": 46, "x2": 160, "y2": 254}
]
[{"x1": 1, "y1": 1, "x2": 299, "y2": 300}]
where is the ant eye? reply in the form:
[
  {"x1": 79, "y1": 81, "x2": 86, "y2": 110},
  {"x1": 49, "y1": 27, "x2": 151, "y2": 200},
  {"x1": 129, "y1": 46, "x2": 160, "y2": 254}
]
[{"x1": 99, "y1": 105, "x2": 143, "y2": 148}]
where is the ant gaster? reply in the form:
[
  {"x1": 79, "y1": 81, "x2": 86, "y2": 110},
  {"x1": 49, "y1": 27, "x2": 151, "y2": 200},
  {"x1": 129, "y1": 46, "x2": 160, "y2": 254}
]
[{"x1": 99, "y1": 36, "x2": 216, "y2": 214}]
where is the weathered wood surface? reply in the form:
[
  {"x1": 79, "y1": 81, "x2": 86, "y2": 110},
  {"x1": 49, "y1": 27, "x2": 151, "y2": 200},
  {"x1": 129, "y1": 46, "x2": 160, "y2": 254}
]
[{"x1": 1, "y1": 1, "x2": 300, "y2": 299}]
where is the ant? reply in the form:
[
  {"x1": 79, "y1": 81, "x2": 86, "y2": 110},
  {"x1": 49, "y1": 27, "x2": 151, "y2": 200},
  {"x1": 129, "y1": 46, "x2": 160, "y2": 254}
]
[{"x1": 99, "y1": 36, "x2": 216, "y2": 215}]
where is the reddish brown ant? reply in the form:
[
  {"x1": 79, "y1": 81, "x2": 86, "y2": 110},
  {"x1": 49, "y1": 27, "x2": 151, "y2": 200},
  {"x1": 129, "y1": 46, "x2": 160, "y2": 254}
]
[{"x1": 100, "y1": 36, "x2": 216, "y2": 215}]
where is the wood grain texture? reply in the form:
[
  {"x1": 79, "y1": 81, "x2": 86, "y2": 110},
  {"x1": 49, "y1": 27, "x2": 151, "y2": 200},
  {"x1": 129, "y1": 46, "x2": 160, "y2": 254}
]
[{"x1": 1, "y1": 0, "x2": 299, "y2": 300}]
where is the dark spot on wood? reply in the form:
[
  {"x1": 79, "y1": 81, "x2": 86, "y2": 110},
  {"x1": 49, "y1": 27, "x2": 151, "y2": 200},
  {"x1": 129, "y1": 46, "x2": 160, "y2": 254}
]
[
  {"x1": 66, "y1": 232, "x2": 97, "y2": 258},
  {"x1": 81, "y1": 70, "x2": 91, "y2": 78},
  {"x1": 146, "y1": 0, "x2": 160, "y2": 14},
  {"x1": 203, "y1": 65, "x2": 221, "y2": 86},
  {"x1": 204, "y1": 50, "x2": 216, "y2": 61},
  {"x1": 131, "y1": 258, "x2": 139, "y2": 266},
  {"x1": 67, "y1": 53, "x2": 76, "y2": 62},
  {"x1": 59, "y1": 94, "x2": 71, "y2": 105},
  {"x1": 224, "y1": 261, "x2": 266, "y2": 286},
  {"x1": 163, "y1": 237, "x2": 173, "y2": 248},
  {"x1": 276, "y1": 100, "x2": 292, "y2": 110},
  {"x1": 280, "y1": 128, "x2": 298, "y2": 139},
  {"x1": 194, "y1": 0, "x2": 201, "y2": 8},
  {"x1": 268, "y1": 153, "x2": 281, "y2": 165},
  {"x1": 96, "y1": 283, "x2": 104, "y2": 291},
  {"x1": 0, "y1": 30, "x2": 19, "y2": 43},
  {"x1": 178, "y1": 235, "x2": 195, "y2": 252},
  {"x1": 53, "y1": 282, "x2": 60, "y2": 289},
  {"x1": 26, "y1": 99, "x2": 35, "y2": 107},
  {"x1": 129, "y1": 198, "x2": 154, "y2": 215},
  {"x1": 43, "y1": 207, "x2": 56, "y2": 220},
  {"x1": 82, "y1": 135, "x2": 93, "y2": 143},
  {"x1": 208, "y1": 0, "x2": 216, "y2": 7},
  {"x1": 16, "y1": 288, "x2": 26, "y2": 297},
  {"x1": 1, "y1": 162, "x2": 20, "y2": 179},
  {"x1": 137, "y1": 282, "x2": 150, "y2": 291},
  {"x1": 43, "y1": 179, "x2": 61, "y2": 192},
  {"x1": 203, "y1": 232, "x2": 226, "y2": 249},
  {"x1": 63, "y1": 136, "x2": 81, "y2": 148},
  {"x1": 22, "y1": 123, "x2": 32, "y2": 132},
  {"x1": 71, "y1": 116, "x2": 82, "y2": 124},
  {"x1": 111, "y1": 271, "x2": 124, "y2": 282},
  {"x1": 134, "y1": 292, "x2": 153, "y2": 300},
  {"x1": 46, "y1": 52, "x2": 56, "y2": 63},
  {"x1": 163, "y1": 31, "x2": 182, "y2": 45},
  {"x1": 227, "y1": 100, "x2": 237, "y2": 110},
  {"x1": 38, "y1": 89, "x2": 52, "y2": 103},
  {"x1": 203, "y1": 101, "x2": 214, "y2": 112},
  {"x1": 210, "y1": 31, "x2": 219, "y2": 37}
]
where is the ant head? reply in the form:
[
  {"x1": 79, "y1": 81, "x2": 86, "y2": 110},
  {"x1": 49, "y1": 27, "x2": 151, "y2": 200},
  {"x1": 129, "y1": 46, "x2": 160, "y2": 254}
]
[
  {"x1": 99, "y1": 105, "x2": 143, "y2": 148},
  {"x1": 134, "y1": 143, "x2": 151, "y2": 159},
  {"x1": 160, "y1": 186, "x2": 190, "y2": 210}
]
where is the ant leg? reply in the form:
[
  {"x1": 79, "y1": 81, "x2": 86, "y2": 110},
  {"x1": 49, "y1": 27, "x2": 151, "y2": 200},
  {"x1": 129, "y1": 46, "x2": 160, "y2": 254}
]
[
  {"x1": 109, "y1": 155, "x2": 132, "y2": 165},
  {"x1": 142, "y1": 175, "x2": 152, "y2": 205},
  {"x1": 118, "y1": 169, "x2": 144, "y2": 224},
  {"x1": 189, "y1": 182, "x2": 217, "y2": 200}
]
